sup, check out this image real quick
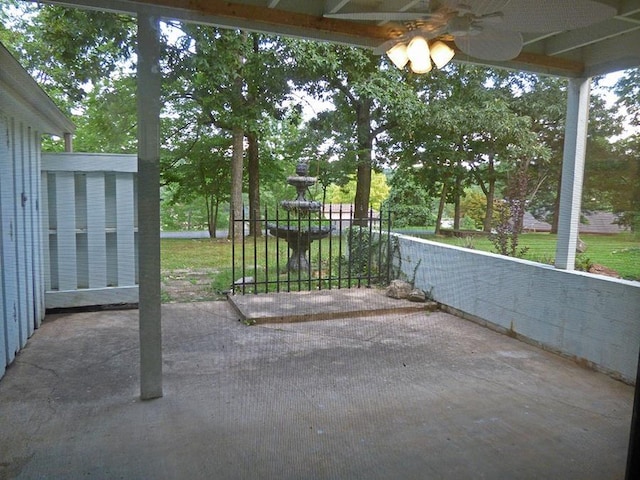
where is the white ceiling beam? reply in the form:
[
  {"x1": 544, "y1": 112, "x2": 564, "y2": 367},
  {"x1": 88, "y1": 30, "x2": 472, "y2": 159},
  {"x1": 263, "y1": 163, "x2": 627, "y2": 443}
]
[
  {"x1": 376, "y1": 0, "x2": 423, "y2": 25},
  {"x1": 544, "y1": 19, "x2": 640, "y2": 55},
  {"x1": 617, "y1": 0, "x2": 640, "y2": 17},
  {"x1": 584, "y1": 27, "x2": 640, "y2": 75},
  {"x1": 324, "y1": 0, "x2": 352, "y2": 14}
]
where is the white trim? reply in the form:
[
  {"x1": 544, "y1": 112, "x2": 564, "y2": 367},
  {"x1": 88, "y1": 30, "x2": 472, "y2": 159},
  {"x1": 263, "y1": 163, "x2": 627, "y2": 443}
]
[
  {"x1": 45, "y1": 286, "x2": 139, "y2": 309},
  {"x1": 42, "y1": 153, "x2": 137, "y2": 172}
]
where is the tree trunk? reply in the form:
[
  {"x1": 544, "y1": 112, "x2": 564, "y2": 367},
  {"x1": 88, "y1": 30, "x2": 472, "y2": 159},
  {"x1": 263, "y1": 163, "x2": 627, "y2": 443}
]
[
  {"x1": 353, "y1": 98, "x2": 374, "y2": 227},
  {"x1": 247, "y1": 132, "x2": 261, "y2": 237},
  {"x1": 482, "y1": 155, "x2": 496, "y2": 233},
  {"x1": 228, "y1": 126, "x2": 244, "y2": 239},
  {"x1": 212, "y1": 199, "x2": 219, "y2": 238},
  {"x1": 551, "y1": 167, "x2": 562, "y2": 234},
  {"x1": 435, "y1": 181, "x2": 448, "y2": 235},
  {"x1": 453, "y1": 174, "x2": 462, "y2": 231},
  {"x1": 354, "y1": 161, "x2": 372, "y2": 227},
  {"x1": 206, "y1": 194, "x2": 214, "y2": 238}
]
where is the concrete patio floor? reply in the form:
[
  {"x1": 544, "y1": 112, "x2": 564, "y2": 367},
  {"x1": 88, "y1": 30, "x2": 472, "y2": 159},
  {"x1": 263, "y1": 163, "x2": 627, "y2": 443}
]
[{"x1": 0, "y1": 290, "x2": 633, "y2": 479}]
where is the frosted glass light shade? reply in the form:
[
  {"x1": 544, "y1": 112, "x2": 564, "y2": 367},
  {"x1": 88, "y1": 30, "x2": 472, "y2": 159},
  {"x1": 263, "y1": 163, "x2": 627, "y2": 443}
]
[
  {"x1": 386, "y1": 43, "x2": 409, "y2": 69},
  {"x1": 430, "y1": 41, "x2": 455, "y2": 69},
  {"x1": 410, "y1": 58, "x2": 432, "y2": 74},
  {"x1": 406, "y1": 36, "x2": 430, "y2": 64}
]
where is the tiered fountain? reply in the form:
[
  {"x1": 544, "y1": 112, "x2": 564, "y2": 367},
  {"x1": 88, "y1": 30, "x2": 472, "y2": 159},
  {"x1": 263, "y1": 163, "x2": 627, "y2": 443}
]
[{"x1": 268, "y1": 161, "x2": 332, "y2": 272}]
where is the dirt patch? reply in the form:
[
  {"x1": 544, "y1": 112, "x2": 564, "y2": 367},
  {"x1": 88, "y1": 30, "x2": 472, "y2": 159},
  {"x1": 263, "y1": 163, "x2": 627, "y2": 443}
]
[
  {"x1": 588, "y1": 263, "x2": 621, "y2": 279},
  {"x1": 161, "y1": 268, "x2": 226, "y2": 303}
]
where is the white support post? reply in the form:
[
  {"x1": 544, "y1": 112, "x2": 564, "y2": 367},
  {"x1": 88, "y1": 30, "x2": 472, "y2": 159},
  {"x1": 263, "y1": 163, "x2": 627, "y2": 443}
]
[
  {"x1": 555, "y1": 77, "x2": 591, "y2": 270},
  {"x1": 64, "y1": 133, "x2": 73, "y2": 153},
  {"x1": 137, "y1": 12, "x2": 163, "y2": 400}
]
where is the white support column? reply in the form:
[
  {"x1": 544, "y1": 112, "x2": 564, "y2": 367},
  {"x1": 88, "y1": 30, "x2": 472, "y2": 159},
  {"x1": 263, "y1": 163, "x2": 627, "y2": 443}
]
[
  {"x1": 555, "y1": 77, "x2": 591, "y2": 270},
  {"x1": 137, "y1": 11, "x2": 163, "y2": 400},
  {"x1": 64, "y1": 133, "x2": 73, "y2": 153}
]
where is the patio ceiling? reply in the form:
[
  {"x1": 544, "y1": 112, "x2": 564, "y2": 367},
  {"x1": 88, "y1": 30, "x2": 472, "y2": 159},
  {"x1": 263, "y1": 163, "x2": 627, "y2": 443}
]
[{"x1": 45, "y1": 0, "x2": 640, "y2": 77}]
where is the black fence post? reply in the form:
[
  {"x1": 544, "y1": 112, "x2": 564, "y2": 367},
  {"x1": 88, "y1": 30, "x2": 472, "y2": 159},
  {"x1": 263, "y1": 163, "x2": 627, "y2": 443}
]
[
  {"x1": 231, "y1": 210, "x2": 235, "y2": 294},
  {"x1": 241, "y1": 206, "x2": 247, "y2": 294},
  {"x1": 386, "y1": 209, "x2": 392, "y2": 284},
  {"x1": 263, "y1": 206, "x2": 268, "y2": 294}
]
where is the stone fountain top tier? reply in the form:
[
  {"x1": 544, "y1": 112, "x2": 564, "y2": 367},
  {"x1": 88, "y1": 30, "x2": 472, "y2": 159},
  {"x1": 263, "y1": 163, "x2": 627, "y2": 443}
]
[{"x1": 280, "y1": 161, "x2": 321, "y2": 213}]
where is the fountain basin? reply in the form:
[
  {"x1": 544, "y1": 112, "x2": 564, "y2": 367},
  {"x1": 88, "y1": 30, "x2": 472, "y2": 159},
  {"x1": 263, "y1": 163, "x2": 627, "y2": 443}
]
[{"x1": 268, "y1": 224, "x2": 332, "y2": 272}]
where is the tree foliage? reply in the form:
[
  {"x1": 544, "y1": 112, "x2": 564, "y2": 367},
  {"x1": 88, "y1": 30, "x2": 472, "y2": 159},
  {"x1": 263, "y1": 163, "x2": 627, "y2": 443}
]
[
  {"x1": 287, "y1": 40, "x2": 422, "y2": 224},
  {"x1": 2, "y1": 1, "x2": 636, "y2": 238}
]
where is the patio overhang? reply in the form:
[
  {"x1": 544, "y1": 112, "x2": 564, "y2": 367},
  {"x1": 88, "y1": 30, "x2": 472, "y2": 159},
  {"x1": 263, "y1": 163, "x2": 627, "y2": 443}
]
[{"x1": 35, "y1": 0, "x2": 640, "y2": 78}]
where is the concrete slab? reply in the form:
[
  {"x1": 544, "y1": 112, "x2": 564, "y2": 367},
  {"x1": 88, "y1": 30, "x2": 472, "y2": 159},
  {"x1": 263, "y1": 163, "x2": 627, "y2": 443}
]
[
  {"x1": 0, "y1": 296, "x2": 633, "y2": 479},
  {"x1": 228, "y1": 288, "x2": 434, "y2": 324}
]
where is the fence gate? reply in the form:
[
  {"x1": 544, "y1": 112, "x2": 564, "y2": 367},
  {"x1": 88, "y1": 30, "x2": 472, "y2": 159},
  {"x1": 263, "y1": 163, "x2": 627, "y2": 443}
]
[
  {"x1": 41, "y1": 153, "x2": 138, "y2": 309},
  {"x1": 232, "y1": 205, "x2": 393, "y2": 294}
]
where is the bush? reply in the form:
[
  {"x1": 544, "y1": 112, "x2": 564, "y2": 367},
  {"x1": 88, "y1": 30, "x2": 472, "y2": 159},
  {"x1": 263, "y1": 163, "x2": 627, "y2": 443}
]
[{"x1": 343, "y1": 226, "x2": 393, "y2": 282}]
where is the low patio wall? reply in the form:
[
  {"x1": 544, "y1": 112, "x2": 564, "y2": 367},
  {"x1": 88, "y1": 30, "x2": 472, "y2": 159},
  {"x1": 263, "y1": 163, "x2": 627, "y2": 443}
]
[{"x1": 392, "y1": 233, "x2": 640, "y2": 383}]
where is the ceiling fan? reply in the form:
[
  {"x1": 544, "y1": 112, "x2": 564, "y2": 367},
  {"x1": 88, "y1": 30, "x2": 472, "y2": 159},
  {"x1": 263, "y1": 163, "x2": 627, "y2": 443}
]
[{"x1": 324, "y1": 0, "x2": 617, "y2": 71}]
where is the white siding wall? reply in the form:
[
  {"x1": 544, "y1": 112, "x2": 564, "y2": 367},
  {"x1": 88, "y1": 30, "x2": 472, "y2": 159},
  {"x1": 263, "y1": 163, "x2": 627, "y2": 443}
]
[
  {"x1": 41, "y1": 153, "x2": 138, "y2": 309},
  {"x1": 392, "y1": 233, "x2": 640, "y2": 382},
  {"x1": 0, "y1": 110, "x2": 45, "y2": 378}
]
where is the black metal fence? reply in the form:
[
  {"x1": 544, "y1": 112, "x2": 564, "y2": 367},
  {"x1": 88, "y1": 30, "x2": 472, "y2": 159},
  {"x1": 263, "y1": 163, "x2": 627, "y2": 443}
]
[{"x1": 231, "y1": 206, "x2": 393, "y2": 294}]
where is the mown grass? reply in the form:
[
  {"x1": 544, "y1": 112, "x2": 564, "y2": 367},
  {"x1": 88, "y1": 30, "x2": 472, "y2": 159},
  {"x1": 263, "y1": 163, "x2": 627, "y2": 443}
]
[
  {"x1": 161, "y1": 234, "x2": 385, "y2": 299},
  {"x1": 160, "y1": 231, "x2": 639, "y2": 303},
  {"x1": 426, "y1": 232, "x2": 640, "y2": 281},
  {"x1": 161, "y1": 238, "x2": 234, "y2": 271}
]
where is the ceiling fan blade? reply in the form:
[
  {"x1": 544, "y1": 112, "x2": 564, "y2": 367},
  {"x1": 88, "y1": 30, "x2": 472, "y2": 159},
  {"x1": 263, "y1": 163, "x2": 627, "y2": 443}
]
[
  {"x1": 324, "y1": 11, "x2": 438, "y2": 22},
  {"x1": 373, "y1": 29, "x2": 427, "y2": 55},
  {"x1": 454, "y1": 28, "x2": 523, "y2": 61},
  {"x1": 374, "y1": 38, "x2": 402, "y2": 55},
  {"x1": 440, "y1": 0, "x2": 510, "y2": 16},
  {"x1": 499, "y1": 0, "x2": 617, "y2": 32}
]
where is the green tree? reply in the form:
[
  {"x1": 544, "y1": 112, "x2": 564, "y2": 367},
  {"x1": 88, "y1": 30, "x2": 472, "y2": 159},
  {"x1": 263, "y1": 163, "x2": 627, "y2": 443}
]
[
  {"x1": 288, "y1": 41, "x2": 421, "y2": 225},
  {"x1": 0, "y1": 2, "x2": 135, "y2": 111},
  {"x1": 383, "y1": 172, "x2": 435, "y2": 228},
  {"x1": 162, "y1": 25, "x2": 292, "y2": 237},
  {"x1": 614, "y1": 69, "x2": 640, "y2": 126},
  {"x1": 161, "y1": 126, "x2": 232, "y2": 237},
  {"x1": 326, "y1": 171, "x2": 390, "y2": 208}
]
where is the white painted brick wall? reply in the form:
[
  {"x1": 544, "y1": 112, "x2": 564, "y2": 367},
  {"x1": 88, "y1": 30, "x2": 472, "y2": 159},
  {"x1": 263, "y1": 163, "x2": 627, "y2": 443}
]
[{"x1": 393, "y1": 234, "x2": 640, "y2": 382}]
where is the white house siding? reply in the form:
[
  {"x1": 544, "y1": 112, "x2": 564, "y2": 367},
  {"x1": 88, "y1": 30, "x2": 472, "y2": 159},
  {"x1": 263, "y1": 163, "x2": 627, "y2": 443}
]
[
  {"x1": 0, "y1": 111, "x2": 45, "y2": 377},
  {"x1": 0, "y1": 43, "x2": 74, "y2": 380}
]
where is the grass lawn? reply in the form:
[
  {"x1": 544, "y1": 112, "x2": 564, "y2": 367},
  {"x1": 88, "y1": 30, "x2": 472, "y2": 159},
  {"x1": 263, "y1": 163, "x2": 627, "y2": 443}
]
[
  {"x1": 160, "y1": 234, "x2": 385, "y2": 301},
  {"x1": 161, "y1": 238, "x2": 234, "y2": 271},
  {"x1": 426, "y1": 232, "x2": 640, "y2": 281},
  {"x1": 160, "y1": 232, "x2": 639, "y2": 303}
]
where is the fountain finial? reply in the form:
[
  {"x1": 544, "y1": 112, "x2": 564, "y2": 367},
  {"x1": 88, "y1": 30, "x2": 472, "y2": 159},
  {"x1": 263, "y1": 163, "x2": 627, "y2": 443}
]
[{"x1": 295, "y1": 161, "x2": 309, "y2": 177}]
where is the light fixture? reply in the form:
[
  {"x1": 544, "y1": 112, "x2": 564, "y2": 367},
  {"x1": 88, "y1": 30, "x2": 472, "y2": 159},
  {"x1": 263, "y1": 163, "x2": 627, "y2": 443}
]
[
  {"x1": 410, "y1": 56, "x2": 432, "y2": 74},
  {"x1": 429, "y1": 40, "x2": 455, "y2": 69},
  {"x1": 406, "y1": 36, "x2": 430, "y2": 65},
  {"x1": 386, "y1": 43, "x2": 409, "y2": 69},
  {"x1": 386, "y1": 37, "x2": 455, "y2": 74}
]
